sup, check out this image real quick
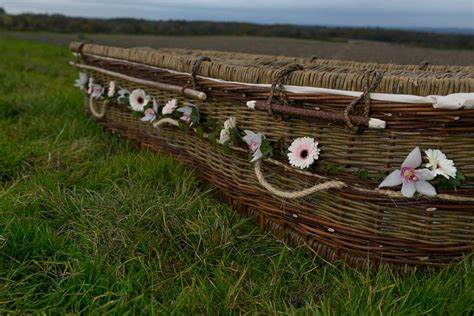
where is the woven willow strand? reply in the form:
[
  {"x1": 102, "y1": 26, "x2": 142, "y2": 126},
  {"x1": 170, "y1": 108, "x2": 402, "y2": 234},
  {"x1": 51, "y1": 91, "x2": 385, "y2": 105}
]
[{"x1": 70, "y1": 42, "x2": 474, "y2": 95}]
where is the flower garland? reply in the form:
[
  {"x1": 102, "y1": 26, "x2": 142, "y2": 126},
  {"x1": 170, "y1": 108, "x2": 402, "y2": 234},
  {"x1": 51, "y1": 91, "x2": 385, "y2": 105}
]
[
  {"x1": 75, "y1": 73, "x2": 465, "y2": 199},
  {"x1": 78, "y1": 74, "x2": 199, "y2": 128}
]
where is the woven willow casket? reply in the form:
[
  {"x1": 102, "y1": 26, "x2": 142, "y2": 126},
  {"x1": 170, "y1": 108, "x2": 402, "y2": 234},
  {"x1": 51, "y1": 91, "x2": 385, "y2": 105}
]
[{"x1": 70, "y1": 42, "x2": 474, "y2": 269}]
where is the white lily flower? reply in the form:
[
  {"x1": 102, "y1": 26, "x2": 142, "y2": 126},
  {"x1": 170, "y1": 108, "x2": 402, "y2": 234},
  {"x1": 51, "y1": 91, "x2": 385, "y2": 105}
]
[
  {"x1": 177, "y1": 106, "x2": 193, "y2": 124},
  {"x1": 425, "y1": 149, "x2": 457, "y2": 179},
  {"x1": 90, "y1": 84, "x2": 104, "y2": 100},
  {"x1": 379, "y1": 147, "x2": 436, "y2": 198},
  {"x1": 243, "y1": 130, "x2": 263, "y2": 162}
]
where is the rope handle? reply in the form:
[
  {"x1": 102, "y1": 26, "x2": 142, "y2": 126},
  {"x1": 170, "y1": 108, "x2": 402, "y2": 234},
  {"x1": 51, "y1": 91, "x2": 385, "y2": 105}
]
[
  {"x1": 89, "y1": 97, "x2": 107, "y2": 119},
  {"x1": 254, "y1": 160, "x2": 346, "y2": 199}
]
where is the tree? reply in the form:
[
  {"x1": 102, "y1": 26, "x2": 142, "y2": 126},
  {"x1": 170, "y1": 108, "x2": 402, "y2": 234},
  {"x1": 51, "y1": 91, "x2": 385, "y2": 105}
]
[{"x1": 0, "y1": 8, "x2": 6, "y2": 15}]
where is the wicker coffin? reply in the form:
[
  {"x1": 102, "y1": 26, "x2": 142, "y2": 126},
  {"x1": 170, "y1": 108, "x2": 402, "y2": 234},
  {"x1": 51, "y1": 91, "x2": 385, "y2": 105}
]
[{"x1": 70, "y1": 42, "x2": 474, "y2": 270}]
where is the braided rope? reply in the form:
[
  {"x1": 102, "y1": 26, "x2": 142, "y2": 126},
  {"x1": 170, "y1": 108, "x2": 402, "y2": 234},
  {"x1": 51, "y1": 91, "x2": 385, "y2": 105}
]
[
  {"x1": 254, "y1": 160, "x2": 346, "y2": 199},
  {"x1": 343, "y1": 71, "x2": 383, "y2": 133},
  {"x1": 88, "y1": 97, "x2": 107, "y2": 119}
]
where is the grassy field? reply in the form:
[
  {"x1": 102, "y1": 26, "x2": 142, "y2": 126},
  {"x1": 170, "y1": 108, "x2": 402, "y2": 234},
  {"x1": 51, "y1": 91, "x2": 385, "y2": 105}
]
[
  {"x1": 2, "y1": 31, "x2": 474, "y2": 65},
  {"x1": 0, "y1": 36, "x2": 473, "y2": 314}
]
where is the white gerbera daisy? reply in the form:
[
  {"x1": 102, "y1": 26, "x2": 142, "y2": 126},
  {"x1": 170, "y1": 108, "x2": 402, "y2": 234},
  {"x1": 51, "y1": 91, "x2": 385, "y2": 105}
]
[
  {"x1": 74, "y1": 72, "x2": 88, "y2": 90},
  {"x1": 287, "y1": 137, "x2": 320, "y2": 169},
  {"x1": 129, "y1": 89, "x2": 150, "y2": 112},
  {"x1": 218, "y1": 117, "x2": 236, "y2": 145},
  {"x1": 425, "y1": 149, "x2": 457, "y2": 179},
  {"x1": 162, "y1": 99, "x2": 177, "y2": 115},
  {"x1": 107, "y1": 81, "x2": 116, "y2": 97}
]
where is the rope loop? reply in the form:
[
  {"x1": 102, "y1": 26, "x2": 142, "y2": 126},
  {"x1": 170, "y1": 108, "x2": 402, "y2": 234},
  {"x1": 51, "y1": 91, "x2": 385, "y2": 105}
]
[
  {"x1": 343, "y1": 71, "x2": 383, "y2": 133},
  {"x1": 182, "y1": 56, "x2": 211, "y2": 94},
  {"x1": 266, "y1": 63, "x2": 303, "y2": 115},
  {"x1": 89, "y1": 97, "x2": 107, "y2": 119},
  {"x1": 74, "y1": 41, "x2": 92, "y2": 65},
  {"x1": 418, "y1": 60, "x2": 429, "y2": 71},
  {"x1": 254, "y1": 160, "x2": 346, "y2": 199}
]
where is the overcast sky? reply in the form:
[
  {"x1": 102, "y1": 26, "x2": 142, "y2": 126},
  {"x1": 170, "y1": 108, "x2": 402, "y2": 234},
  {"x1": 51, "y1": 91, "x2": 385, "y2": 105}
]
[{"x1": 2, "y1": 0, "x2": 474, "y2": 29}]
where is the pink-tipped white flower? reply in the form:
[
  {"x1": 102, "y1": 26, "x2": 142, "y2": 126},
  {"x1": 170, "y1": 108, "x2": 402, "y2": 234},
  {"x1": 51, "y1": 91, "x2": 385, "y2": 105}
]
[
  {"x1": 218, "y1": 117, "x2": 236, "y2": 145},
  {"x1": 129, "y1": 89, "x2": 150, "y2": 112},
  {"x1": 107, "y1": 81, "x2": 116, "y2": 97},
  {"x1": 141, "y1": 98, "x2": 159, "y2": 122},
  {"x1": 425, "y1": 149, "x2": 457, "y2": 179},
  {"x1": 243, "y1": 130, "x2": 263, "y2": 162},
  {"x1": 177, "y1": 106, "x2": 193, "y2": 124},
  {"x1": 162, "y1": 99, "x2": 177, "y2": 115},
  {"x1": 74, "y1": 72, "x2": 88, "y2": 90},
  {"x1": 90, "y1": 84, "x2": 104, "y2": 100},
  {"x1": 87, "y1": 77, "x2": 95, "y2": 94},
  {"x1": 379, "y1": 147, "x2": 436, "y2": 198},
  {"x1": 287, "y1": 137, "x2": 320, "y2": 169}
]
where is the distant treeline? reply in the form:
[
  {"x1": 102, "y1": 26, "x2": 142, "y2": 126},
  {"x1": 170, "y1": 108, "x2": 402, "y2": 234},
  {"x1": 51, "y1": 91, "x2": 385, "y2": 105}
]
[{"x1": 1, "y1": 10, "x2": 473, "y2": 50}]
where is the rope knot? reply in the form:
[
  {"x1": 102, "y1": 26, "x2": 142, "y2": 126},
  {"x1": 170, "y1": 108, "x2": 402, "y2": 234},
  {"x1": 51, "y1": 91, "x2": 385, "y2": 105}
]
[
  {"x1": 182, "y1": 56, "x2": 211, "y2": 94},
  {"x1": 343, "y1": 70, "x2": 383, "y2": 133},
  {"x1": 266, "y1": 63, "x2": 303, "y2": 115}
]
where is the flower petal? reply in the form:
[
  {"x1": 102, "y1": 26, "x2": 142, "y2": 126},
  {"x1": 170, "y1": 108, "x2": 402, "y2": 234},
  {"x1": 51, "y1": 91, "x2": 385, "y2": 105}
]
[
  {"x1": 401, "y1": 182, "x2": 416, "y2": 198},
  {"x1": 378, "y1": 170, "x2": 402, "y2": 188},
  {"x1": 401, "y1": 147, "x2": 422, "y2": 168},
  {"x1": 415, "y1": 168, "x2": 436, "y2": 181},
  {"x1": 415, "y1": 180, "x2": 437, "y2": 197},
  {"x1": 243, "y1": 130, "x2": 256, "y2": 138},
  {"x1": 242, "y1": 130, "x2": 258, "y2": 145},
  {"x1": 250, "y1": 149, "x2": 263, "y2": 162}
]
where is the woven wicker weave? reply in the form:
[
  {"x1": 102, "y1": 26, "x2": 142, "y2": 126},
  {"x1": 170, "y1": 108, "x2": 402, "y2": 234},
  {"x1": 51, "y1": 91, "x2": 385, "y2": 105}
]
[{"x1": 71, "y1": 42, "x2": 474, "y2": 270}]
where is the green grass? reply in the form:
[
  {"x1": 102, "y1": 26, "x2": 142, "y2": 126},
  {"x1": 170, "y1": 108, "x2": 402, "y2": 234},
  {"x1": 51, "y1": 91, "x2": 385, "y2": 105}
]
[{"x1": 0, "y1": 35, "x2": 473, "y2": 314}]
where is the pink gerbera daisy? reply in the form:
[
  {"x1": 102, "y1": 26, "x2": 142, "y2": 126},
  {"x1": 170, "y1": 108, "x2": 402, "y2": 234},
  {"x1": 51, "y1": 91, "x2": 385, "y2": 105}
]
[{"x1": 287, "y1": 137, "x2": 320, "y2": 169}]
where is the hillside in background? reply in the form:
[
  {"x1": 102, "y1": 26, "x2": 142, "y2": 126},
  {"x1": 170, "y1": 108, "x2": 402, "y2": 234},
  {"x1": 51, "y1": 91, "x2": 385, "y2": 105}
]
[{"x1": 0, "y1": 9, "x2": 473, "y2": 50}]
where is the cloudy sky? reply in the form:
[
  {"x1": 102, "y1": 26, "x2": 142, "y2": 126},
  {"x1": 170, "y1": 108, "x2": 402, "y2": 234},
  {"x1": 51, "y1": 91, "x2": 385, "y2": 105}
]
[{"x1": 2, "y1": 0, "x2": 474, "y2": 29}]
